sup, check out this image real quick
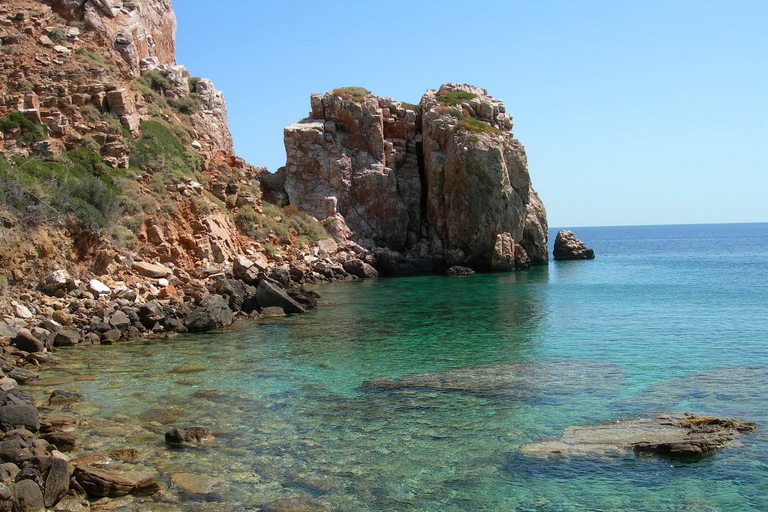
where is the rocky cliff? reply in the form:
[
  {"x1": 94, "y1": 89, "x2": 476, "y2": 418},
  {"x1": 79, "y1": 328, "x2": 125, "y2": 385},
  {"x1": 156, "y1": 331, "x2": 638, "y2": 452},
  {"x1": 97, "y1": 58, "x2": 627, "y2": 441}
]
[{"x1": 282, "y1": 84, "x2": 549, "y2": 274}]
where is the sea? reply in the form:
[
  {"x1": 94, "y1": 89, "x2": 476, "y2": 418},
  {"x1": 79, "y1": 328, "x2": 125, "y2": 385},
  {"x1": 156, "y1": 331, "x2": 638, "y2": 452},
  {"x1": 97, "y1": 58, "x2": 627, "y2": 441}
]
[{"x1": 34, "y1": 223, "x2": 768, "y2": 511}]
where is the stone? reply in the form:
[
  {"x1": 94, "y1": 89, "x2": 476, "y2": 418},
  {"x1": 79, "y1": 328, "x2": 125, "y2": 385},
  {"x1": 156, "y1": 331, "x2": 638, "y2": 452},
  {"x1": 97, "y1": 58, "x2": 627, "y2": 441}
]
[
  {"x1": 88, "y1": 279, "x2": 110, "y2": 296},
  {"x1": 0, "y1": 463, "x2": 19, "y2": 484},
  {"x1": 43, "y1": 431, "x2": 76, "y2": 452},
  {"x1": 184, "y1": 295, "x2": 234, "y2": 332},
  {"x1": 522, "y1": 413, "x2": 757, "y2": 460},
  {"x1": 260, "y1": 306, "x2": 285, "y2": 317},
  {"x1": 7, "y1": 368, "x2": 38, "y2": 385},
  {"x1": 10, "y1": 479, "x2": 44, "y2": 512},
  {"x1": 342, "y1": 259, "x2": 379, "y2": 279},
  {"x1": 13, "y1": 303, "x2": 33, "y2": 319},
  {"x1": 53, "y1": 329, "x2": 80, "y2": 347},
  {"x1": 73, "y1": 465, "x2": 135, "y2": 497},
  {"x1": 489, "y1": 232, "x2": 515, "y2": 272},
  {"x1": 553, "y1": 230, "x2": 595, "y2": 260},
  {"x1": 132, "y1": 477, "x2": 163, "y2": 496},
  {"x1": 170, "y1": 473, "x2": 226, "y2": 498},
  {"x1": 0, "y1": 322, "x2": 19, "y2": 341},
  {"x1": 0, "y1": 406, "x2": 39, "y2": 433},
  {"x1": 48, "y1": 390, "x2": 84, "y2": 406},
  {"x1": 138, "y1": 300, "x2": 166, "y2": 328},
  {"x1": 43, "y1": 457, "x2": 70, "y2": 508},
  {"x1": 40, "y1": 271, "x2": 73, "y2": 295},
  {"x1": 132, "y1": 261, "x2": 172, "y2": 278},
  {"x1": 212, "y1": 279, "x2": 258, "y2": 313},
  {"x1": 108, "y1": 310, "x2": 131, "y2": 330},
  {"x1": 164, "y1": 426, "x2": 213, "y2": 446},
  {"x1": 0, "y1": 390, "x2": 34, "y2": 406},
  {"x1": 233, "y1": 255, "x2": 259, "y2": 285},
  {"x1": 255, "y1": 280, "x2": 305, "y2": 315},
  {"x1": 11, "y1": 329, "x2": 43, "y2": 353},
  {"x1": 446, "y1": 266, "x2": 475, "y2": 275}
]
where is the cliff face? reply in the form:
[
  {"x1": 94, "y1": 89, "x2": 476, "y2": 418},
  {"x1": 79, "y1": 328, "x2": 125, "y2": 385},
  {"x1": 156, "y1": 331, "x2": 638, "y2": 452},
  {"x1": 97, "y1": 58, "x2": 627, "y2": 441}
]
[
  {"x1": 283, "y1": 84, "x2": 549, "y2": 274},
  {"x1": 0, "y1": 0, "x2": 370, "y2": 298},
  {"x1": 52, "y1": 0, "x2": 176, "y2": 74}
]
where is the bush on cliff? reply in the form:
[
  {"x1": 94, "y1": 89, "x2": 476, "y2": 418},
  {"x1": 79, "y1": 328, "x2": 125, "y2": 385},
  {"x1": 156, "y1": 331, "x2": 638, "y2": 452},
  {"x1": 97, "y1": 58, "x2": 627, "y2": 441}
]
[
  {"x1": 0, "y1": 112, "x2": 48, "y2": 146},
  {"x1": 331, "y1": 87, "x2": 370, "y2": 103},
  {"x1": 437, "y1": 91, "x2": 478, "y2": 106},
  {"x1": 130, "y1": 120, "x2": 201, "y2": 175}
]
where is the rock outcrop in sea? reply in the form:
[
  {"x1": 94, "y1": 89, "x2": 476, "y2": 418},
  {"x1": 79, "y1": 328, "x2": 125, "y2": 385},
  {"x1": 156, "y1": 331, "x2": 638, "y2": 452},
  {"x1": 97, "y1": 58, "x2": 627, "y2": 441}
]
[
  {"x1": 282, "y1": 84, "x2": 549, "y2": 275},
  {"x1": 553, "y1": 229, "x2": 595, "y2": 260}
]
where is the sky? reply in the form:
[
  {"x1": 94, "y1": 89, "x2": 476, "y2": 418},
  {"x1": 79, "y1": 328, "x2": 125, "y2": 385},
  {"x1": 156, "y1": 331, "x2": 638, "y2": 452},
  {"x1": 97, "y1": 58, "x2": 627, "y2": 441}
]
[{"x1": 173, "y1": 0, "x2": 767, "y2": 228}]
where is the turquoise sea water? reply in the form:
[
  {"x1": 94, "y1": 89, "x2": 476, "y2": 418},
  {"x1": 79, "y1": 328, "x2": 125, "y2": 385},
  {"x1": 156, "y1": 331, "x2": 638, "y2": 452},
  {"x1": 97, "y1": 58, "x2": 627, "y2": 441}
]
[{"x1": 36, "y1": 223, "x2": 768, "y2": 511}]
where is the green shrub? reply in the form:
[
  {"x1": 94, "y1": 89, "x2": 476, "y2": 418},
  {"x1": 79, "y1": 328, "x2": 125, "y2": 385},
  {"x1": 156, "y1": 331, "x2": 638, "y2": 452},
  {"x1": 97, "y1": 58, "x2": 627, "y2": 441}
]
[
  {"x1": 188, "y1": 76, "x2": 202, "y2": 94},
  {"x1": 48, "y1": 28, "x2": 66, "y2": 44},
  {"x1": 75, "y1": 47, "x2": 107, "y2": 65},
  {"x1": 331, "y1": 87, "x2": 370, "y2": 102},
  {"x1": 18, "y1": 80, "x2": 35, "y2": 92},
  {"x1": 131, "y1": 120, "x2": 199, "y2": 175},
  {"x1": 110, "y1": 225, "x2": 139, "y2": 250},
  {"x1": 53, "y1": 175, "x2": 119, "y2": 229},
  {"x1": 264, "y1": 243, "x2": 280, "y2": 256},
  {"x1": 0, "y1": 112, "x2": 47, "y2": 145},
  {"x1": 81, "y1": 104, "x2": 101, "y2": 122},
  {"x1": 0, "y1": 275, "x2": 8, "y2": 291},
  {"x1": 143, "y1": 70, "x2": 172, "y2": 93},
  {"x1": 456, "y1": 116, "x2": 502, "y2": 135},
  {"x1": 234, "y1": 205, "x2": 259, "y2": 226},
  {"x1": 169, "y1": 93, "x2": 201, "y2": 115},
  {"x1": 437, "y1": 91, "x2": 478, "y2": 106}
]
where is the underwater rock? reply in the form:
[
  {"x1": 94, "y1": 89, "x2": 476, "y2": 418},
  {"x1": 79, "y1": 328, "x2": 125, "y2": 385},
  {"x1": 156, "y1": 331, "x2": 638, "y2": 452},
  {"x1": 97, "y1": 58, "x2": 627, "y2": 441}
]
[
  {"x1": 164, "y1": 426, "x2": 213, "y2": 446},
  {"x1": 522, "y1": 413, "x2": 757, "y2": 460}
]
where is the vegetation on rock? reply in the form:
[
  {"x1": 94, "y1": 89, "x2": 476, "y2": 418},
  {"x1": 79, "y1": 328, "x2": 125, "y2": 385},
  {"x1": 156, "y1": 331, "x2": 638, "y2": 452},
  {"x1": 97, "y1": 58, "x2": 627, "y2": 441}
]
[
  {"x1": 437, "y1": 91, "x2": 478, "y2": 106},
  {"x1": 331, "y1": 87, "x2": 371, "y2": 102}
]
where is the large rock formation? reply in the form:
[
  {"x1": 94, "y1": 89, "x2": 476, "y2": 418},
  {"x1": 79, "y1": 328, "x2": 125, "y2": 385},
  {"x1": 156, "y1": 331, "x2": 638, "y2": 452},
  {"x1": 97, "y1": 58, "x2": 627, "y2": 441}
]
[
  {"x1": 553, "y1": 229, "x2": 595, "y2": 260},
  {"x1": 282, "y1": 84, "x2": 548, "y2": 274}
]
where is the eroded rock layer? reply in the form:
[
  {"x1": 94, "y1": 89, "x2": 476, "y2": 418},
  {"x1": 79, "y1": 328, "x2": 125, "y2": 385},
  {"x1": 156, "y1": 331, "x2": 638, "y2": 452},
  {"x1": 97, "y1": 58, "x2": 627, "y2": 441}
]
[{"x1": 282, "y1": 84, "x2": 549, "y2": 274}]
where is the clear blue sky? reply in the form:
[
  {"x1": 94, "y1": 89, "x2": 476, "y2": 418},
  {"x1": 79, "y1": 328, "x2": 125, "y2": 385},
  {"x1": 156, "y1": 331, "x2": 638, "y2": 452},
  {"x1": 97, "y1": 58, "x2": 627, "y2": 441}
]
[{"x1": 174, "y1": 0, "x2": 767, "y2": 228}]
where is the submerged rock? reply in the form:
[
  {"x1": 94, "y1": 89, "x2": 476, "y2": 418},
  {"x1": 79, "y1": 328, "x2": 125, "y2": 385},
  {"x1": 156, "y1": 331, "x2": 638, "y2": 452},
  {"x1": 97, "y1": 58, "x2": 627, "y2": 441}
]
[
  {"x1": 165, "y1": 426, "x2": 213, "y2": 446},
  {"x1": 553, "y1": 229, "x2": 595, "y2": 260},
  {"x1": 522, "y1": 413, "x2": 757, "y2": 460}
]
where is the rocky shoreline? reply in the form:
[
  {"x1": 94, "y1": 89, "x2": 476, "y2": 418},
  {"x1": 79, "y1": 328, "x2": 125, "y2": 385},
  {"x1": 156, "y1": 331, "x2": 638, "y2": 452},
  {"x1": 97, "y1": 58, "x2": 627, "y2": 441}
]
[{"x1": 0, "y1": 238, "x2": 381, "y2": 510}]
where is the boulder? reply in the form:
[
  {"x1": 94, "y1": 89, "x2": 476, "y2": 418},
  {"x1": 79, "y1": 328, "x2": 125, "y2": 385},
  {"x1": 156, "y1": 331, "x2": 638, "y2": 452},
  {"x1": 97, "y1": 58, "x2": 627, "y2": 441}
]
[
  {"x1": 0, "y1": 322, "x2": 20, "y2": 342},
  {"x1": 138, "y1": 300, "x2": 166, "y2": 328},
  {"x1": 88, "y1": 279, "x2": 110, "y2": 296},
  {"x1": 342, "y1": 259, "x2": 379, "y2": 279},
  {"x1": 48, "y1": 390, "x2": 84, "y2": 406},
  {"x1": 109, "y1": 310, "x2": 131, "y2": 330},
  {"x1": 0, "y1": 390, "x2": 34, "y2": 406},
  {"x1": 11, "y1": 329, "x2": 43, "y2": 353},
  {"x1": 164, "y1": 427, "x2": 213, "y2": 446},
  {"x1": 43, "y1": 457, "x2": 71, "y2": 508},
  {"x1": 39, "y1": 270, "x2": 73, "y2": 295},
  {"x1": 522, "y1": 413, "x2": 757, "y2": 460},
  {"x1": 10, "y1": 479, "x2": 44, "y2": 512},
  {"x1": 53, "y1": 329, "x2": 80, "y2": 347},
  {"x1": 553, "y1": 230, "x2": 595, "y2": 260},
  {"x1": 184, "y1": 295, "x2": 234, "y2": 332},
  {"x1": 0, "y1": 405, "x2": 39, "y2": 432},
  {"x1": 42, "y1": 431, "x2": 76, "y2": 452},
  {"x1": 446, "y1": 265, "x2": 475, "y2": 275},
  {"x1": 73, "y1": 465, "x2": 135, "y2": 497},
  {"x1": 232, "y1": 255, "x2": 259, "y2": 285},
  {"x1": 255, "y1": 280, "x2": 305, "y2": 315},
  {"x1": 170, "y1": 473, "x2": 226, "y2": 498},
  {"x1": 212, "y1": 279, "x2": 258, "y2": 313},
  {"x1": 132, "y1": 261, "x2": 172, "y2": 278},
  {"x1": 6, "y1": 368, "x2": 38, "y2": 385}
]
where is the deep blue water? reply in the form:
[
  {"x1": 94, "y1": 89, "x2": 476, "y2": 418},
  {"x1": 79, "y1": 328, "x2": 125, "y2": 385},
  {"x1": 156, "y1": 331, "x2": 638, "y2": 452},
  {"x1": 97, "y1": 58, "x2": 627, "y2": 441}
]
[{"x1": 36, "y1": 223, "x2": 768, "y2": 511}]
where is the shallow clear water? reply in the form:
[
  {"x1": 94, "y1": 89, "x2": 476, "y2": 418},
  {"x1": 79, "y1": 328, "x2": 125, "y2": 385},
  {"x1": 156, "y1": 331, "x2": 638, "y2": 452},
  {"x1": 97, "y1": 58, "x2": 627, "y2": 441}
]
[{"x1": 34, "y1": 223, "x2": 768, "y2": 511}]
